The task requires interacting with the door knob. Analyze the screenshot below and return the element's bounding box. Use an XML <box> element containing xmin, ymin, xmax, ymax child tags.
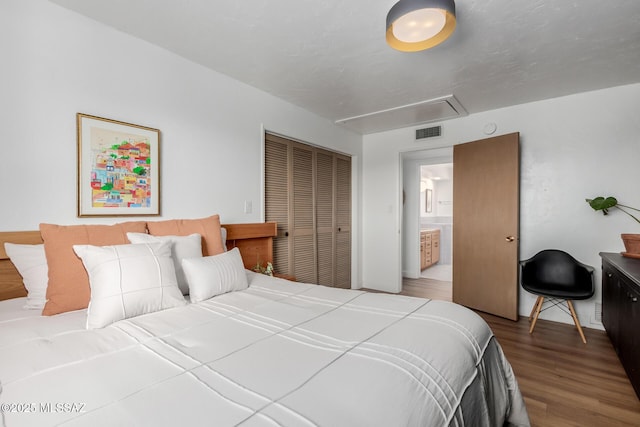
<box><xmin>505</xmin><ymin>236</ymin><xmax>515</xmax><ymax>242</ymax></box>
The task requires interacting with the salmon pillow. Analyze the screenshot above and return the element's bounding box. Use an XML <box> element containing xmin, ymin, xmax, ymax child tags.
<box><xmin>40</xmin><ymin>221</ymin><xmax>147</xmax><ymax>316</ymax></box>
<box><xmin>146</xmin><ymin>214</ymin><xmax>225</xmax><ymax>257</ymax></box>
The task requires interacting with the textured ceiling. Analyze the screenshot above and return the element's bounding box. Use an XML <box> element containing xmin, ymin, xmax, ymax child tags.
<box><xmin>50</xmin><ymin>0</ymin><xmax>640</xmax><ymax>134</ymax></box>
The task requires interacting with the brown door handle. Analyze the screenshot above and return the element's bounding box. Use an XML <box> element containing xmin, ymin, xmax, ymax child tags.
<box><xmin>505</xmin><ymin>236</ymin><xmax>515</xmax><ymax>242</ymax></box>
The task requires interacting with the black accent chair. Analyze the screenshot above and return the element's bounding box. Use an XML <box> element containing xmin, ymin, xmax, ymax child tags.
<box><xmin>520</xmin><ymin>250</ymin><xmax>595</xmax><ymax>343</ymax></box>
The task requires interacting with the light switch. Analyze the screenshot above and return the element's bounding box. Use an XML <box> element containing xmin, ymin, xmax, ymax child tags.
<box><xmin>244</xmin><ymin>200</ymin><xmax>252</xmax><ymax>214</ymax></box>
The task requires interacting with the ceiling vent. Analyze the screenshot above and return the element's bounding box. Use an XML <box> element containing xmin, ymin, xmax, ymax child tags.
<box><xmin>335</xmin><ymin>94</ymin><xmax>466</xmax><ymax>135</ymax></box>
<box><xmin>416</xmin><ymin>125</ymin><xmax>442</xmax><ymax>140</ymax></box>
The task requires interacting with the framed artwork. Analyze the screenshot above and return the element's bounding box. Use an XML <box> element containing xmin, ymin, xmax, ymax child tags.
<box><xmin>426</xmin><ymin>189</ymin><xmax>433</xmax><ymax>213</ymax></box>
<box><xmin>77</xmin><ymin>113</ymin><xmax>160</xmax><ymax>217</ymax></box>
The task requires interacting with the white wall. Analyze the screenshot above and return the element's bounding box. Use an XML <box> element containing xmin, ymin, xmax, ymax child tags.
<box><xmin>402</xmin><ymin>158</ymin><xmax>421</xmax><ymax>279</ymax></box>
<box><xmin>363</xmin><ymin>83</ymin><xmax>640</xmax><ymax>329</ymax></box>
<box><xmin>432</xmin><ymin>179</ymin><xmax>453</xmax><ymax>218</ymax></box>
<box><xmin>0</xmin><ymin>0</ymin><xmax>363</xmax><ymax>286</ymax></box>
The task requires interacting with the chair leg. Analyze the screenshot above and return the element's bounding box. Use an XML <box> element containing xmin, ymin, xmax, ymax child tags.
<box><xmin>529</xmin><ymin>296</ymin><xmax>543</xmax><ymax>321</ymax></box>
<box><xmin>529</xmin><ymin>296</ymin><xmax>544</xmax><ymax>334</ymax></box>
<box><xmin>567</xmin><ymin>300</ymin><xmax>587</xmax><ymax>344</ymax></box>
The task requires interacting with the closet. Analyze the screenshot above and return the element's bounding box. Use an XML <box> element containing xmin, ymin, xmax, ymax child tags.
<box><xmin>265</xmin><ymin>133</ymin><xmax>351</xmax><ymax>288</ymax></box>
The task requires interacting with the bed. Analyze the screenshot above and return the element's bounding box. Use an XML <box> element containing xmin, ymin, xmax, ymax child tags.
<box><xmin>0</xmin><ymin>218</ymin><xmax>529</xmax><ymax>427</ymax></box>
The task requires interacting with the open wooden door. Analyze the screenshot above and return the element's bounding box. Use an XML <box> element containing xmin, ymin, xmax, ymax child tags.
<box><xmin>452</xmin><ymin>133</ymin><xmax>520</xmax><ymax>320</ymax></box>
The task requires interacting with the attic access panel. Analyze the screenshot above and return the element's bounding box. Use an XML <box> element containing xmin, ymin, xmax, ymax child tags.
<box><xmin>335</xmin><ymin>95</ymin><xmax>467</xmax><ymax>134</ymax></box>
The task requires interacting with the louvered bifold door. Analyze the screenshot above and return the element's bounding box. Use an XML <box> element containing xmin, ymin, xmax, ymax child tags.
<box><xmin>265</xmin><ymin>134</ymin><xmax>291</xmax><ymax>275</ymax></box>
<box><xmin>265</xmin><ymin>132</ymin><xmax>350</xmax><ymax>287</ymax></box>
<box><xmin>335</xmin><ymin>155</ymin><xmax>352</xmax><ymax>289</ymax></box>
<box><xmin>291</xmin><ymin>143</ymin><xmax>317</xmax><ymax>283</ymax></box>
<box><xmin>315</xmin><ymin>149</ymin><xmax>335</xmax><ymax>287</ymax></box>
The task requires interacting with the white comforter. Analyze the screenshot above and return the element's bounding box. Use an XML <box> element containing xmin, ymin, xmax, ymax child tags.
<box><xmin>0</xmin><ymin>272</ymin><xmax>529</xmax><ymax>426</ymax></box>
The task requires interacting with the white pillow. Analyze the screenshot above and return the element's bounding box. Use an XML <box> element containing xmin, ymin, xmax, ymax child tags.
<box><xmin>3</xmin><ymin>243</ymin><xmax>48</xmax><ymax>309</ymax></box>
<box><xmin>73</xmin><ymin>241</ymin><xmax>186</xmax><ymax>329</ymax></box>
<box><xmin>126</xmin><ymin>232</ymin><xmax>202</xmax><ymax>295</ymax></box>
<box><xmin>221</xmin><ymin>227</ymin><xmax>227</xmax><ymax>251</ymax></box>
<box><xmin>182</xmin><ymin>247</ymin><xmax>248</xmax><ymax>303</ymax></box>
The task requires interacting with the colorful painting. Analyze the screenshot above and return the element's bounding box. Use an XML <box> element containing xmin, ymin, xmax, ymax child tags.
<box><xmin>77</xmin><ymin>114</ymin><xmax>160</xmax><ymax>217</ymax></box>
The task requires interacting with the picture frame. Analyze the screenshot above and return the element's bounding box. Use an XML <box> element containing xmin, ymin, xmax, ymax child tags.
<box><xmin>426</xmin><ymin>189</ymin><xmax>433</xmax><ymax>213</ymax></box>
<box><xmin>77</xmin><ymin>113</ymin><xmax>160</xmax><ymax>217</ymax></box>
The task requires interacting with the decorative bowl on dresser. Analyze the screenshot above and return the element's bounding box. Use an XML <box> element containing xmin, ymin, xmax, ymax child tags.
<box><xmin>600</xmin><ymin>252</ymin><xmax>640</xmax><ymax>399</ymax></box>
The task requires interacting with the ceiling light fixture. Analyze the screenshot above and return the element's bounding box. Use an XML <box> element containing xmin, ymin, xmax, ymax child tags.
<box><xmin>386</xmin><ymin>0</ymin><xmax>456</xmax><ymax>52</ymax></box>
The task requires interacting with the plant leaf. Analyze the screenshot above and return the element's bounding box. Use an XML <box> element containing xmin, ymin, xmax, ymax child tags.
<box><xmin>587</xmin><ymin>196</ymin><xmax>618</xmax><ymax>211</ymax></box>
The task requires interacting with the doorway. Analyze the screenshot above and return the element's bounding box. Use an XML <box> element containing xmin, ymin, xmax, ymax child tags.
<box><xmin>400</xmin><ymin>134</ymin><xmax>520</xmax><ymax>319</ymax></box>
<box><xmin>401</xmin><ymin>148</ymin><xmax>453</xmax><ymax>301</ymax></box>
<box><xmin>419</xmin><ymin>163</ymin><xmax>453</xmax><ymax>284</ymax></box>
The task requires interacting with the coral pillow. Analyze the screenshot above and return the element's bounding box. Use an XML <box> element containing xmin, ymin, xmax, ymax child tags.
<box><xmin>39</xmin><ymin>221</ymin><xmax>147</xmax><ymax>316</ymax></box>
<box><xmin>146</xmin><ymin>215</ymin><xmax>225</xmax><ymax>257</ymax></box>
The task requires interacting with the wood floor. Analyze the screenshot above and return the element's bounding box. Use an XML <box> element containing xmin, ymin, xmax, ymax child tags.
<box><xmin>370</xmin><ymin>277</ymin><xmax>640</xmax><ymax>426</ymax></box>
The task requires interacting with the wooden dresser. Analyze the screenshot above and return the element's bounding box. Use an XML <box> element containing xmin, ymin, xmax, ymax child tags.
<box><xmin>600</xmin><ymin>252</ymin><xmax>640</xmax><ymax>399</ymax></box>
<box><xmin>420</xmin><ymin>229</ymin><xmax>440</xmax><ymax>270</ymax></box>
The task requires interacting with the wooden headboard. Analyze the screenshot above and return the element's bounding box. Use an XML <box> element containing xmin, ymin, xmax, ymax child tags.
<box><xmin>0</xmin><ymin>222</ymin><xmax>277</xmax><ymax>302</ymax></box>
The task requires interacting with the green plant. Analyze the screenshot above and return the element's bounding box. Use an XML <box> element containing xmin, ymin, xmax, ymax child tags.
<box><xmin>252</xmin><ymin>261</ymin><xmax>273</xmax><ymax>276</ymax></box>
<box><xmin>586</xmin><ymin>196</ymin><xmax>640</xmax><ymax>224</ymax></box>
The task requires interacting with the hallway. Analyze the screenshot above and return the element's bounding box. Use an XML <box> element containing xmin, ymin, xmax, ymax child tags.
<box><xmin>401</xmin><ymin>276</ymin><xmax>451</xmax><ymax>301</ymax></box>
<box><xmin>420</xmin><ymin>263</ymin><xmax>452</xmax><ymax>281</ymax></box>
